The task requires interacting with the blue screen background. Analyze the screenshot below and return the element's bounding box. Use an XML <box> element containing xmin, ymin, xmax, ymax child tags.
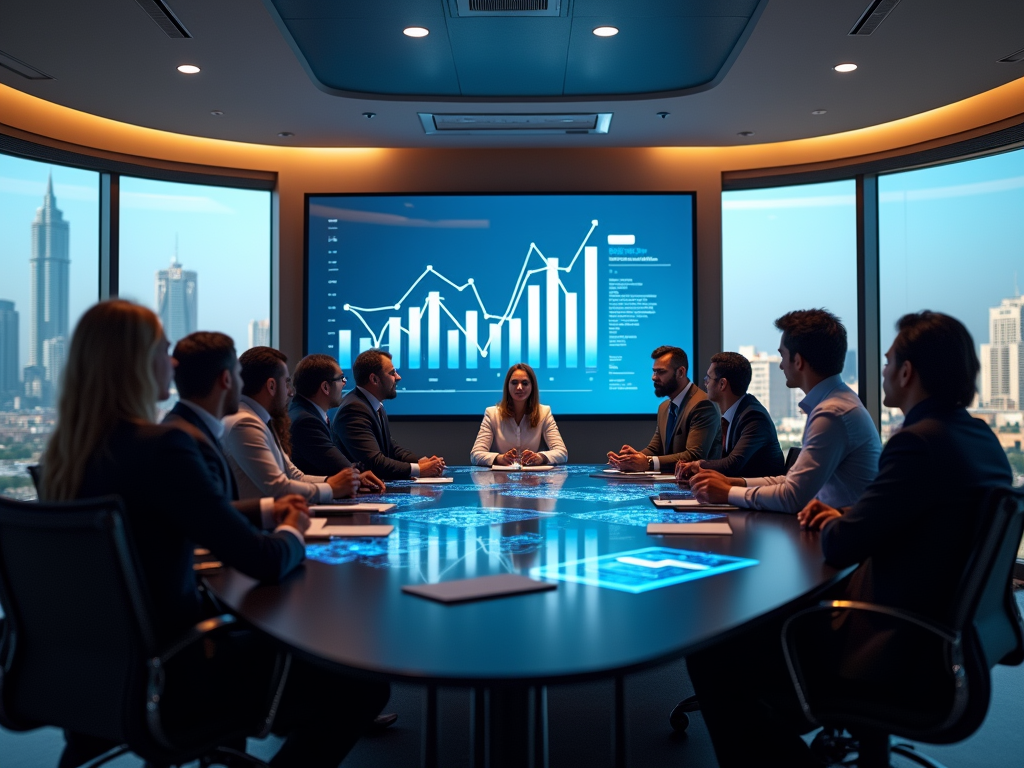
<box><xmin>307</xmin><ymin>194</ymin><xmax>694</xmax><ymax>416</ymax></box>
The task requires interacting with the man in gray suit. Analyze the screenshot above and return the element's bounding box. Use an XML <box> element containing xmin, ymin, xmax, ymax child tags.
<box><xmin>607</xmin><ymin>345</ymin><xmax>722</xmax><ymax>471</ymax></box>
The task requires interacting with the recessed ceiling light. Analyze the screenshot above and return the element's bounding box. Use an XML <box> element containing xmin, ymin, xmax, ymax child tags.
<box><xmin>811</xmin><ymin>109</ymin><xmax>827</xmax><ymax>115</ymax></box>
<box><xmin>363</xmin><ymin>112</ymin><xmax>376</xmax><ymax>119</ymax></box>
<box><xmin>834</xmin><ymin>63</ymin><xmax>858</xmax><ymax>73</ymax></box>
<box><xmin>737</xmin><ymin>131</ymin><xmax>754</xmax><ymax>137</ymax></box>
<box><xmin>593</xmin><ymin>26</ymin><xmax>619</xmax><ymax>37</ymax></box>
<box><xmin>177</xmin><ymin>64</ymin><xmax>200</xmax><ymax>74</ymax></box>
<box><xmin>210</xmin><ymin>110</ymin><xmax>224</xmax><ymax>117</ymax></box>
<box><xmin>277</xmin><ymin>132</ymin><xmax>294</xmax><ymax>138</ymax></box>
<box><xmin>403</xmin><ymin>26</ymin><xmax>429</xmax><ymax>37</ymax></box>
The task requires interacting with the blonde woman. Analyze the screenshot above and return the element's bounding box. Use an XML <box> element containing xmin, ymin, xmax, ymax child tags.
<box><xmin>470</xmin><ymin>363</ymin><xmax>568</xmax><ymax>466</ymax></box>
<box><xmin>42</xmin><ymin>300</ymin><xmax>388</xmax><ymax>768</ymax></box>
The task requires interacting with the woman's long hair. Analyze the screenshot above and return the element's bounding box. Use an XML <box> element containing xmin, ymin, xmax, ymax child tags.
<box><xmin>497</xmin><ymin>363</ymin><xmax>540</xmax><ymax>428</ymax></box>
<box><xmin>41</xmin><ymin>300</ymin><xmax>163</xmax><ymax>501</ymax></box>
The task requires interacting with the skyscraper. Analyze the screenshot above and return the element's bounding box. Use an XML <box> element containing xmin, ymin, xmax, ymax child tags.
<box><xmin>739</xmin><ymin>345</ymin><xmax>797</xmax><ymax>421</ymax></box>
<box><xmin>248</xmin><ymin>318</ymin><xmax>270</xmax><ymax>349</ymax></box>
<box><xmin>0</xmin><ymin>300</ymin><xmax>19</xmax><ymax>399</ymax></box>
<box><xmin>980</xmin><ymin>295</ymin><xmax>1024</xmax><ymax>410</ymax></box>
<box><xmin>43</xmin><ymin>336</ymin><xmax>67</xmax><ymax>395</ymax></box>
<box><xmin>27</xmin><ymin>175</ymin><xmax>70</xmax><ymax>400</ymax></box>
<box><xmin>155</xmin><ymin>254</ymin><xmax>198</xmax><ymax>347</ymax></box>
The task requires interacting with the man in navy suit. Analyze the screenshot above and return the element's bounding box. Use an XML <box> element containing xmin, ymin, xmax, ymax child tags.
<box><xmin>288</xmin><ymin>353</ymin><xmax>384</xmax><ymax>491</ymax></box>
<box><xmin>164</xmin><ymin>332</ymin><xmax>307</xmax><ymax>530</ymax></box>
<box><xmin>675</xmin><ymin>351</ymin><xmax>784</xmax><ymax>481</ymax></box>
<box><xmin>332</xmin><ymin>349</ymin><xmax>446</xmax><ymax>480</ymax></box>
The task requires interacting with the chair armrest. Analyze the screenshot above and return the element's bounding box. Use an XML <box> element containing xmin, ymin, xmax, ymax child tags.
<box><xmin>804</xmin><ymin>600</ymin><xmax>961</xmax><ymax>645</ymax></box>
<box><xmin>151</xmin><ymin>614</ymin><xmax>238</xmax><ymax>667</ymax></box>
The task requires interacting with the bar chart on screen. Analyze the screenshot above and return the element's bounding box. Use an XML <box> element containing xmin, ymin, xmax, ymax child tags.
<box><xmin>306</xmin><ymin>194</ymin><xmax>694</xmax><ymax>416</ymax></box>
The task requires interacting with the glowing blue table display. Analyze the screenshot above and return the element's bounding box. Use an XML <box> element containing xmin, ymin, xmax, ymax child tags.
<box><xmin>531</xmin><ymin>545</ymin><xmax>758</xmax><ymax>594</ymax></box>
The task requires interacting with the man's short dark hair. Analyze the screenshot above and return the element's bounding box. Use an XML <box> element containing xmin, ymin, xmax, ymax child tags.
<box><xmin>239</xmin><ymin>346</ymin><xmax>288</xmax><ymax>397</ymax></box>
<box><xmin>893</xmin><ymin>311</ymin><xmax>978</xmax><ymax>409</ymax></box>
<box><xmin>353</xmin><ymin>349</ymin><xmax>393</xmax><ymax>387</ymax></box>
<box><xmin>294</xmin><ymin>354</ymin><xmax>340</xmax><ymax>399</ymax></box>
<box><xmin>710</xmin><ymin>352</ymin><xmax>752</xmax><ymax>396</ymax></box>
<box><xmin>774</xmin><ymin>309</ymin><xmax>847</xmax><ymax>377</ymax></box>
<box><xmin>651</xmin><ymin>345</ymin><xmax>688</xmax><ymax>372</ymax></box>
<box><xmin>172</xmin><ymin>332</ymin><xmax>237</xmax><ymax>400</ymax></box>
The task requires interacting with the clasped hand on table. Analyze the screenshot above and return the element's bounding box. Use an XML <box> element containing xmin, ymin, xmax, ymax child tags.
<box><xmin>605</xmin><ymin>445</ymin><xmax>650</xmax><ymax>472</ymax></box>
<box><xmin>494</xmin><ymin>449</ymin><xmax>545</xmax><ymax>466</ymax></box>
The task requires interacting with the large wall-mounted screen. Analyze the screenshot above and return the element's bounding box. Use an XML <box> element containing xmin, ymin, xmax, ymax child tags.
<box><xmin>306</xmin><ymin>194</ymin><xmax>695</xmax><ymax>416</ymax></box>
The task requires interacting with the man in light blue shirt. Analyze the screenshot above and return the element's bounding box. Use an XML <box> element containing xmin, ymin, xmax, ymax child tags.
<box><xmin>690</xmin><ymin>309</ymin><xmax>880</xmax><ymax>512</ymax></box>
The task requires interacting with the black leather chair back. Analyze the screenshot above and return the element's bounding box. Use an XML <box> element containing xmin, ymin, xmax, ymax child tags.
<box><xmin>0</xmin><ymin>495</ymin><xmax>155</xmax><ymax>744</ymax></box>
<box><xmin>784</xmin><ymin>447</ymin><xmax>801</xmax><ymax>473</ymax></box>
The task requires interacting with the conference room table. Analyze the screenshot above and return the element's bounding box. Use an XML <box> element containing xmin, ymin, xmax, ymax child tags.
<box><xmin>206</xmin><ymin>465</ymin><xmax>853</xmax><ymax>768</ymax></box>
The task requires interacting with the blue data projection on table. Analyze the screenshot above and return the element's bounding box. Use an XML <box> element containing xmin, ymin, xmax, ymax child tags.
<box><xmin>306</xmin><ymin>194</ymin><xmax>695</xmax><ymax>415</ymax></box>
<box><xmin>531</xmin><ymin>546</ymin><xmax>758</xmax><ymax>594</ymax></box>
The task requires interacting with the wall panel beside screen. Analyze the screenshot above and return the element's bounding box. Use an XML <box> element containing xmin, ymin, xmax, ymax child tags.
<box><xmin>306</xmin><ymin>194</ymin><xmax>696</xmax><ymax>417</ymax></box>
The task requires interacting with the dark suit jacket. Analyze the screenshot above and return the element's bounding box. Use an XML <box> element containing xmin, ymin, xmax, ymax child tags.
<box><xmin>332</xmin><ymin>388</ymin><xmax>419</xmax><ymax>480</ymax></box>
<box><xmin>288</xmin><ymin>394</ymin><xmax>352</xmax><ymax>476</ymax></box>
<box><xmin>822</xmin><ymin>399</ymin><xmax>1013</xmax><ymax>624</ymax></box>
<box><xmin>700</xmin><ymin>394</ymin><xmax>785</xmax><ymax>478</ymax></box>
<box><xmin>77</xmin><ymin>420</ymin><xmax>304</xmax><ymax>643</ymax></box>
<box><xmin>162</xmin><ymin>402</ymin><xmax>263</xmax><ymax>528</ymax></box>
<box><xmin>642</xmin><ymin>384</ymin><xmax>723</xmax><ymax>466</ymax></box>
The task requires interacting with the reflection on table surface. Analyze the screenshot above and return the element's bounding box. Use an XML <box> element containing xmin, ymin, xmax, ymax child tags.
<box><xmin>306</xmin><ymin>464</ymin><xmax>735</xmax><ymax>586</ymax></box>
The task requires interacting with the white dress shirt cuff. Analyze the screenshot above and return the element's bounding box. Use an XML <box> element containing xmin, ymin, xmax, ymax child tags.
<box><xmin>409</xmin><ymin>463</ymin><xmax>420</xmax><ymax>478</ymax></box>
<box><xmin>275</xmin><ymin>525</ymin><xmax>305</xmax><ymax>546</ymax></box>
<box><xmin>728</xmin><ymin>486</ymin><xmax>750</xmax><ymax>507</ymax></box>
<box><xmin>259</xmin><ymin>497</ymin><xmax>275</xmax><ymax>529</ymax></box>
<box><xmin>745</xmin><ymin>476</ymin><xmax>768</xmax><ymax>487</ymax></box>
<box><xmin>315</xmin><ymin>482</ymin><xmax>333</xmax><ymax>502</ymax></box>
<box><xmin>651</xmin><ymin>456</ymin><xmax>660</xmax><ymax>471</ymax></box>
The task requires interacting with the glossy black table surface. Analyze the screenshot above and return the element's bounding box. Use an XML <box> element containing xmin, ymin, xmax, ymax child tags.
<box><xmin>207</xmin><ymin>465</ymin><xmax>850</xmax><ymax>686</ymax></box>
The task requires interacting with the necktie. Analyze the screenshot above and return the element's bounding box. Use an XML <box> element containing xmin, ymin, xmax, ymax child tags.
<box><xmin>721</xmin><ymin>417</ymin><xmax>729</xmax><ymax>453</ymax></box>
<box><xmin>325</xmin><ymin>413</ymin><xmax>330</xmax><ymax>431</ymax></box>
<box><xmin>664</xmin><ymin>402</ymin><xmax>679</xmax><ymax>448</ymax></box>
<box><xmin>376</xmin><ymin>405</ymin><xmax>390</xmax><ymax>455</ymax></box>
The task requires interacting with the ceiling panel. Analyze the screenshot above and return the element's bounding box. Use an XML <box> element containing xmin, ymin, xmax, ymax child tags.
<box><xmin>447</xmin><ymin>18</ymin><xmax>572</xmax><ymax>97</ymax></box>
<box><xmin>565</xmin><ymin>16</ymin><xmax>749</xmax><ymax>95</ymax></box>
<box><xmin>572</xmin><ymin>0</ymin><xmax>759</xmax><ymax>18</ymax></box>
<box><xmin>285</xmin><ymin>18</ymin><xmax>461</xmax><ymax>95</ymax></box>
<box><xmin>272</xmin><ymin>0</ymin><xmax>448</xmax><ymax>20</ymax></box>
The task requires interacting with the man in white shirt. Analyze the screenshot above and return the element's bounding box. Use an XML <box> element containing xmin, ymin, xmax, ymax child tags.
<box><xmin>607</xmin><ymin>345</ymin><xmax>722</xmax><ymax>471</ymax></box>
<box><xmin>163</xmin><ymin>332</ymin><xmax>308</xmax><ymax>532</ymax></box>
<box><xmin>690</xmin><ymin>309</ymin><xmax>880</xmax><ymax>512</ymax></box>
<box><xmin>223</xmin><ymin>346</ymin><xmax>360</xmax><ymax>502</ymax></box>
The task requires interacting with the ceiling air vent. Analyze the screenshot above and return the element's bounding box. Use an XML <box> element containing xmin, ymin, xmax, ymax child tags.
<box><xmin>453</xmin><ymin>0</ymin><xmax>560</xmax><ymax>17</ymax></box>
<box><xmin>469</xmin><ymin>0</ymin><xmax>547</xmax><ymax>10</ymax></box>
<box><xmin>418</xmin><ymin>113</ymin><xmax>612</xmax><ymax>136</ymax></box>
<box><xmin>0</xmin><ymin>50</ymin><xmax>53</xmax><ymax>80</ymax></box>
<box><xmin>999</xmin><ymin>47</ymin><xmax>1024</xmax><ymax>63</ymax></box>
<box><xmin>134</xmin><ymin>0</ymin><xmax>191</xmax><ymax>38</ymax></box>
<box><xmin>849</xmin><ymin>0</ymin><xmax>902</xmax><ymax>36</ymax></box>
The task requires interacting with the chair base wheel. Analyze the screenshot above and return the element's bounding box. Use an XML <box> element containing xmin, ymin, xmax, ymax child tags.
<box><xmin>891</xmin><ymin>743</ymin><xmax>950</xmax><ymax>768</ymax></box>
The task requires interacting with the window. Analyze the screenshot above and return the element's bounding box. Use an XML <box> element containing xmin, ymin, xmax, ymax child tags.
<box><xmin>117</xmin><ymin>177</ymin><xmax>272</xmax><ymax>404</ymax></box>
<box><xmin>0</xmin><ymin>155</ymin><xmax>100</xmax><ymax>499</ymax></box>
<box><xmin>723</xmin><ymin>180</ymin><xmax>859</xmax><ymax>448</ymax></box>
<box><xmin>880</xmin><ymin>148</ymin><xmax>1024</xmax><ymax>488</ymax></box>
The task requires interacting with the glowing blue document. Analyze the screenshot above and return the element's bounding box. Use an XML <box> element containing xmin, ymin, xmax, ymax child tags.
<box><xmin>531</xmin><ymin>546</ymin><xmax>758</xmax><ymax>594</ymax></box>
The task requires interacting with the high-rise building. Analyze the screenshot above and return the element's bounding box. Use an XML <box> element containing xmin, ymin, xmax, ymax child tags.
<box><xmin>248</xmin><ymin>318</ymin><xmax>271</xmax><ymax>349</ymax></box>
<box><xmin>980</xmin><ymin>295</ymin><xmax>1024</xmax><ymax>410</ymax></box>
<box><xmin>0</xmin><ymin>300</ymin><xmax>19</xmax><ymax>399</ymax></box>
<box><xmin>155</xmin><ymin>255</ymin><xmax>198</xmax><ymax>347</ymax></box>
<box><xmin>738</xmin><ymin>345</ymin><xmax>797</xmax><ymax>421</ymax></box>
<box><xmin>27</xmin><ymin>175</ymin><xmax>70</xmax><ymax>401</ymax></box>
<box><xmin>43</xmin><ymin>335</ymin><xmax>67</xmax><ymax>395</ymax></box>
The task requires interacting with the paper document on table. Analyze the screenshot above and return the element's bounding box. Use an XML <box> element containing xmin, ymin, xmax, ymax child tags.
<box><xmin>412</xmin><ymin>477</ymin><xmax>454</xmax><ymax>484</ymax></box>
<box><xmin>652</xmin><ymin>498</ymin><xmax>738</xmax><ymax>510</ymax></box>
<box><xmin>647</xmin><ymin>522</ymin><xmax>733</xmax><ymax>535</ymax></box>
<box><xmin>305</xmin><ymin>519</ymin><xmax>394</xmax><ymax>539</ymax></box>
<box><xmin>310</xmin><ymin>503</ymin><xmax>396</xmax><ymax>513</ymax></box>
<box><xmin>602</xmin><ymin>469</ymin><xmax>658</xmax><ymax>475</ymax></box>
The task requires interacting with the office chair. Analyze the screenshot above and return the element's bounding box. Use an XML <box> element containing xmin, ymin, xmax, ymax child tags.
<box><xmin>0</xmin><ymin>494</ymin><xmax>288</xmax><ymax>768</ymax></box>
<box><xmin>26</xmin><ymin>464</ymin><xmax>40</xmax><ymax>494</ymax></box>
<box><xmin>784</xmin><ymin>447</ymin><xmax>801</xmax><ymax>473</ymax></box>
<box><xmin>781</xmin><ymin>487</ymin><xmax>1024</xmax><ymax>768</ymax></box>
